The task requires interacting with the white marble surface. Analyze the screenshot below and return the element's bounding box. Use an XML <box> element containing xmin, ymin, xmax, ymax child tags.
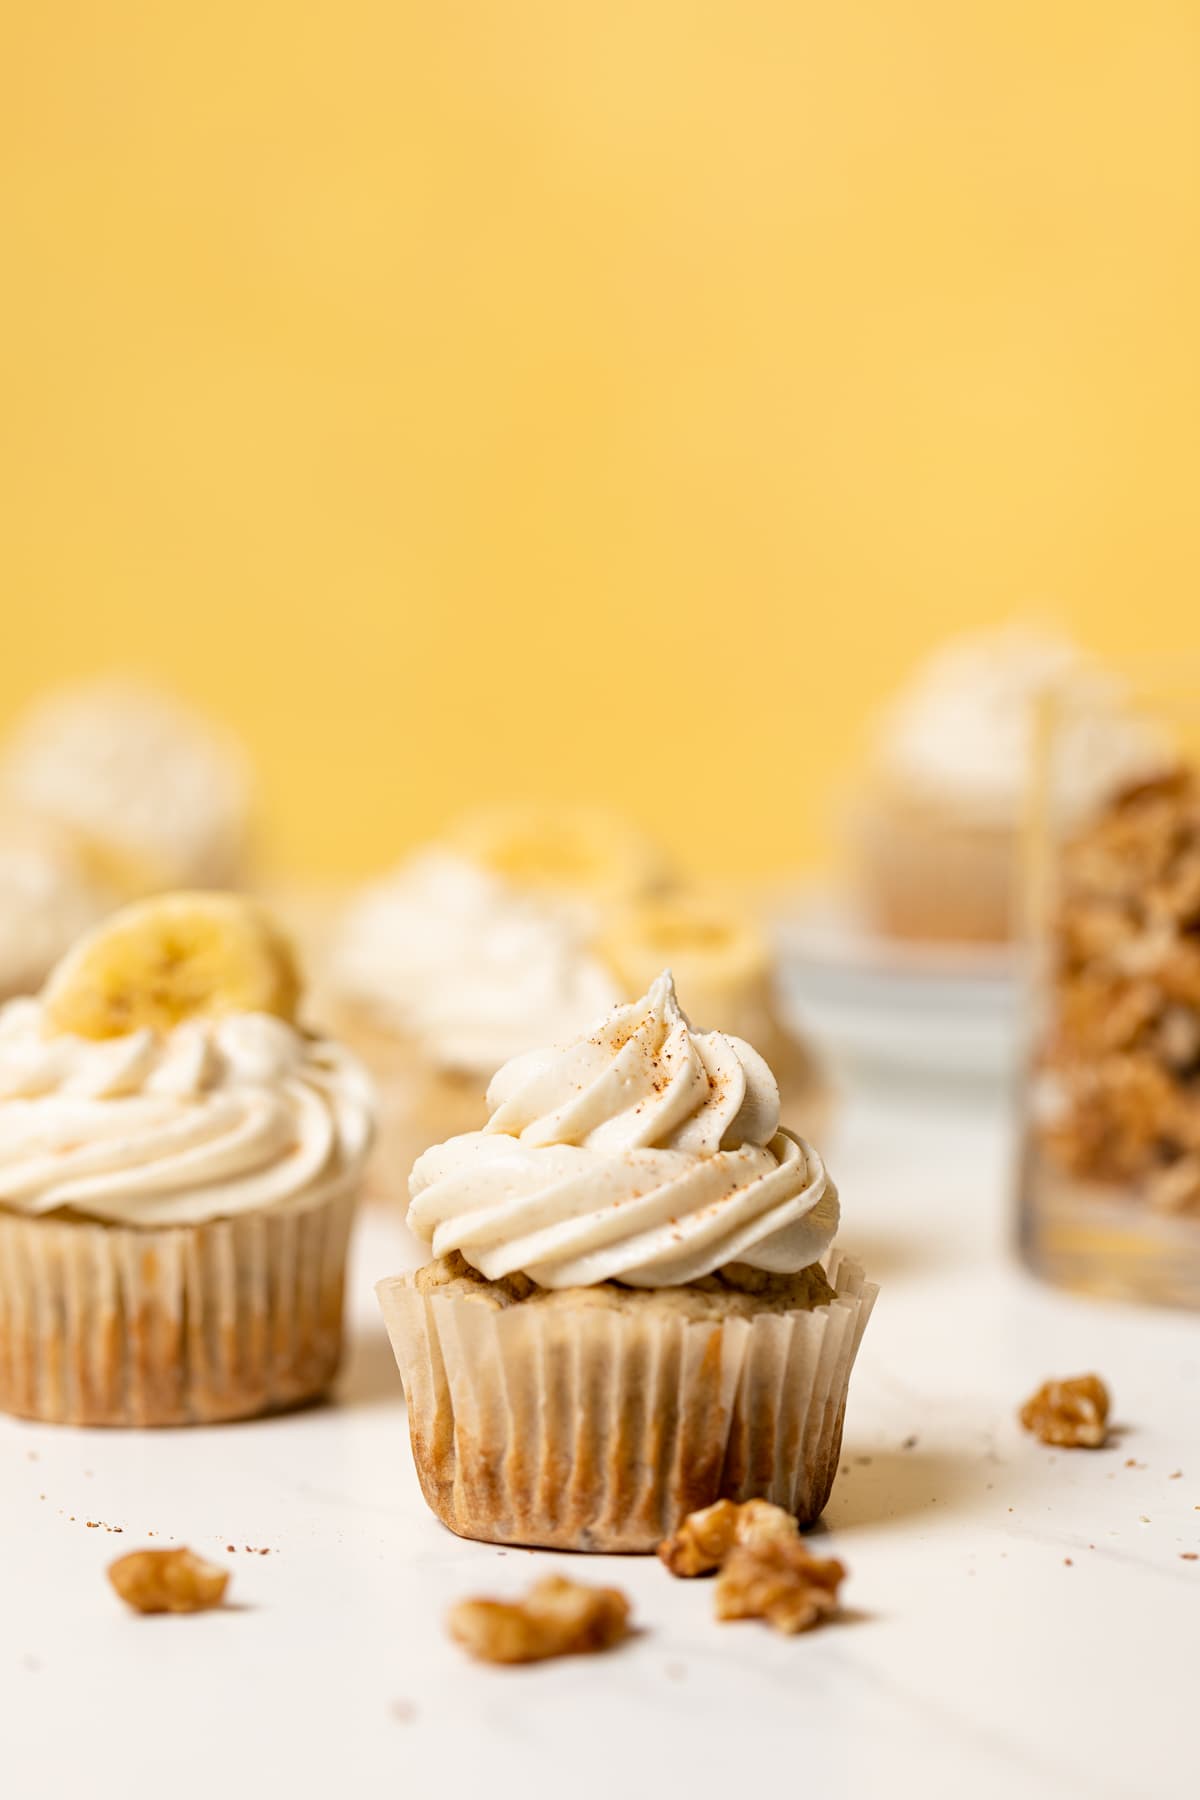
<box><xmin>3</xmin><ymin>1081</ymin><xmax>1198</xmax><ymax>1800</ymax></box>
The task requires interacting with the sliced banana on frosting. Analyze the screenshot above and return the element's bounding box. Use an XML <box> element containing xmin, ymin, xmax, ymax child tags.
<box><xmin>598</xmin><ymin>894</ymin><xmax>768</xmax><ymax>1020</ymax></box>
<box><xmin>447</xmin><ymin>803</ymin><xmax>666</xmax><ymax>906</ymax></box>
<box><xmin>42</xmin><ymin>891</ymin><xmax>301</xmax><ymax>1039</ymax></box>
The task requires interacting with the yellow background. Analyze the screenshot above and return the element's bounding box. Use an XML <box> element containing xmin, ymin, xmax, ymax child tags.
<box><xmin>1</xmin><ymin>3</ymin><xmax>1197</xmax><ymax>879</ymax></box>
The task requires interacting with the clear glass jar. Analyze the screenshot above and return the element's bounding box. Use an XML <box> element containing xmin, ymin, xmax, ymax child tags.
<box><xmin>1017</xmin><ymin>660</ymin><xmax>1200</xmax><ymax>1309</ymax></box>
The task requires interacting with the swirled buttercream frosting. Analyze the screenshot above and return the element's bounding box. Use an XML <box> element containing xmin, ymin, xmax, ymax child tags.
<box><xmin>0</xmin><ymin>1000</ymin><xmax>374</xmax><ymax>1227</ymax></box>
<box><xmin>2</xmin><ymin>678</ymin><xmax>253</xmax><ymax>888</ymax></box>
<box><xmin>407</xmin><ymin>972</ymin><xmax>838</xmax><ymax>1288</ymax></box>
<box><xmin>332</xmin><ymin>851</ymin><xmax>622</xmax><ymax>1076</ymax></box>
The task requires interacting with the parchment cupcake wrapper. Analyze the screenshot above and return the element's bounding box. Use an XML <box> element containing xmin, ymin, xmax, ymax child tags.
<box><xmin>0</xmin><ymin>1179</ymin><xmax>359</xmax><ymax>1427</ymax></box>
<box><xmin>377</xmin><ymin>1251</ymin><xmax>876</xmax><ymax>1552</ymax></box>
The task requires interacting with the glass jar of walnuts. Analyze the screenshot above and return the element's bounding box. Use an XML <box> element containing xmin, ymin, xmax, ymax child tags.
<box><xmin>1018</xmin><ymin>663</ymin><xmax>1200</xmax><ymax>1309</ymax></box>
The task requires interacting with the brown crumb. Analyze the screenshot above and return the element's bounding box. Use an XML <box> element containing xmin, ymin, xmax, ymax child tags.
<box><xmin>447</xmin><ymin>1575</ymin><xmax>630</xmax><ymax>1665</ymax></box>
<box><xmin>1064</xmin><ymin>1558</ymin><xmax>1073</xmax><ymax>1566</ymax></box>
<box><xmin>1020</xmin><ymin>1374</ymin><xmax>1111</xmax><ymax>1448</ymax></box>
<box><xmin>107</xmin><ymin>1547</ymin><xmax>230</xmax><ymax>1615</ymax></box>
<box><xmin>1170</xmin><ymin>1471</ymin><xmax>1183</xmax><ymax>1480</ymax></box>
<box><xmin>658</xmin><ymin>1498</ymin><xmax>798</xmax><ymax>1578</ymax></box>
<box><xmin>1181</xmin><ymin>1553</ymin><xmax>1198</xmax><ymax>1561</ymax></box>
<box><xmin>714</xmin><ymin>1537</ymin><xmax>846</xmax><ymax>1635</ymax></box>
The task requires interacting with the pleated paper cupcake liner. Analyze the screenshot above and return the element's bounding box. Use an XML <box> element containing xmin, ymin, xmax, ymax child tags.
<box><xmin>850</xmin><ymin>790</ymin><xmax>1013</xmax><ymax>943</ymax></box>
<box><xmin>0</xmin><ymin>1179</ymin><xmax>359</xmax><ymax>1427</ymax></box>
<box><xmin>377</xmin><ymin>1250</ymin><xmax>876</xmax><ymax>1552</ymax></box>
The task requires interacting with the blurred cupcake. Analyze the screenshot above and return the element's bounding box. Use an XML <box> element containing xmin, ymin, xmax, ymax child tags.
<box><xmin>850</xmin><ymin>625</ymin><xmax>1167</xmax><ymax>944</ymax></box>
<box><xmin>598</xmin><ymin>891</ymin><xmax>829</xmax><ymax>1136</ymax></box>
<box><xmin>2</xmin><ymin>677</ymin><xmax>254</xmax><ymax>894</ymax></box>
<box><xmin>377</xmin><ymin>972</ymin><xmax>875</xmax><ymax>1552</ymax></box>
<box><xmin>0</xmin><ymin>810</ymin><xmax>117</xmax><ymax>1001</ymax></box>
<box><xmin>330</xmin><ymin>850</ymin><xmax>622</xmax><ymax>1189</ymax></box>
<box><xmin>0</xmin><ymin>891</ymin><xmax>373</xmax><ymax>1426</ymax></box>
<box><xmin>446</xmin><ymin>802</ymin><xmax>667</xmax><ymax>928</ymax></box>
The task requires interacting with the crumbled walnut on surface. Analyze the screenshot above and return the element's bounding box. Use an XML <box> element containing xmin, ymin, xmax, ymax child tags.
<box><xmin>658</xmin><ymin>1498</ymin><xmax>799</xmax><ymax>1577</ymax></box>
<box><xmin>447</xmin><ymin>1575</ymin><xmax>631</xmax><ymax>1665</ymax></box>
<box><xmin>107</xmin><ymin>1547</ymin><xmax>230</xmax><ymax>1614</ymax></box>
<box><xmin>714</xmin><ymin>1538</ymin><xmax>846</xmax><ymax>1635</ymax></box>
<box><xmin>1019</xmin><ymin>1374</ymin><xmax>1111</xmax><ymax>1449</ymax></box>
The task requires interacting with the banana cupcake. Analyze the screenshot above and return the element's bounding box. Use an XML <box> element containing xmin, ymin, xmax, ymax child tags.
<box><xmin>330</xmin><ymin>850</ymin><xmax>622</xmax><ymax>1190</ymax></box>
<box><xmin>598</xmin><ymin>890</ymin><xmax>829</xmax><ymax>1135</ymax></box>
<box><xmin>2</xmin><ymin>677</ymin><xmax>255</xmax><ymax>894</ymax></box>
<box><xmin>0</xmin><ymin>892</ymin><xmax>373</xmax><ymax>1426</ymax></box>
<box><xmin>377</xmin><ymin>972</ymin><xmax>874</xmax><ymax>1552</ymax></box>
<box><xmin>849</xmin><ymin>626</ymin><xmax>1169</xmax><ymax>945</ymax></box>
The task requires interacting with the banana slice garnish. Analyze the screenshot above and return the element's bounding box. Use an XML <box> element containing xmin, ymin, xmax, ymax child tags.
<box><xmin>43</xmin><ymin>891</ymin><xmax>301</xmax><ymax>1039</ymax></box>
<box><xmin>447</xmin><ymin>803</ymin><xmax>667</xmax><ymax>905</ymax></box>
<box><xmin>598</xmin><ymin>893</ymin><xmax>770</xmax><ymax>1031</ymax></box>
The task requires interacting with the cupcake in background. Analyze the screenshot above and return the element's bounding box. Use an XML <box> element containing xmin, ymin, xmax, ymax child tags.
<box><xmin>445</xmin><ymin>801</ymin><xmax>667</xmax><ymax>928</ymax></box>
<box><xmin>329</xmin><ymin>849</ymin><xmax>624</xmax><ymax>1191</ymax></box>
<box><xmin>377</xmin><ymin>971</ymin><xmax>874</xmax><ymax>1551</ymax></box>
<box><xmin>2</xmin><ymin>677</ymin><xmax>255</xmax><ymax>895</ymax></box>
<box><xmin>849</xmin><ymin>625</ymin><xmax>1168</xmax><ymax>945</ymax></box>
<box><xmin>598</xmin><ymin>890</ymin><xmax>830</xmax><ymax>1137</ymax></box>
<box><xmin>0</xmin><ymin>810</ymin><xmax>118</xmax><ymax>1001</ymax></box>
<box><xmin>0</xmin><ymin>890</ymin><xmax>374</xmax><ymax>1426</ymax></box>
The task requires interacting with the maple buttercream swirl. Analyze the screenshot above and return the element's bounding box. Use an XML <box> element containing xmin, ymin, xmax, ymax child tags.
<box><xmin>407</xmin><ymin>972</ymin><xmax>837</xmax><ymax>1288</ymax></box>
<box><xmin>0</xmin><ymin>1000</ymin><xmax>374</xmax><ymax>1227</ymax></box>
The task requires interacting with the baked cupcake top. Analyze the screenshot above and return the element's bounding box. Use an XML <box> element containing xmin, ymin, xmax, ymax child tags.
<box><xmin>408</xmin><ymin>971</ymin><xmax>837</xmax><ymax>1288</ymax></box>
<box><xmin>2</xmin><ymin>678</ymin><xmax>254</xmax><ymax>890</ymax></box>
<box><xmin>332</xmin><ymin>850</ymin><xmax>622</xmax><ymax>1076</ymax></box>
<box><xmin>0</xmin><ymin>893</ymin><xmax>373</xmax><ymax>1227</ymax></box>
<box><xmin>872</xmin><ymin>625</ymin><xmax>1167</xmax><ymax>828</ymax></box>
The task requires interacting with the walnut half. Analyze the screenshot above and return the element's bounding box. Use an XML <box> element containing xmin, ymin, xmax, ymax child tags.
<box><xmin>447</xmin><ymin>1575</ymin><xmax>631</xmax><ymax>1665</ymax></box>
<box><xmin>714</xmin><ymin>1538</ymin><xmax>847</xmax><ymax>1635</ymax></box>
<box><xmin>107</xmin><ymin>1547</ymin><xmax>230</xmax><ymax>1615</ymax></box>
<box><xmin>658</xmin><ymin>1498</ymin><xmax>800</xmax><ymax>1577</ymax></box>
<box><xmin>1019</xmin><ymin>1374</ymin><xmax>1111</xmax><ymax>1448</ymax></box>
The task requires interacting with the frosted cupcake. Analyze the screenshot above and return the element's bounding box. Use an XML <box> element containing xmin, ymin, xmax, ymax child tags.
<box><xmin>850</xmin><ymin>626</ymin><xmax>1167</xmax><ymax>944</ymax></box>
<box><xmin>0</xmin><ymin>892</ymin><xmax>373</xmax><ymax>1426</ymax></box>
<box><xmin>598</xmin><ymin>891</ymin><xmax>829</xmax><ymax>1135</ymax></box>
<box><xmin>2</xmin><ymin>677</ymin><xmax>254</xmax><ymax>894</ymax></box>
<box><xmin>0</xmin><ymin>811</ymin><xmax>117</xmax><ymax>1002</ymax></box>
<box><xmin>377</xmin><ymin>973</ymin><xmax>875</xmax><ymax>1552</ymax></box>
<box><xmin>330</xmin><ymin>850</ymin><xmax>622</xmax><ymax>1188</ymax></box>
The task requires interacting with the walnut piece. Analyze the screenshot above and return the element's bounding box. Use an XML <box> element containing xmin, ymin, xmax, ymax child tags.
<box><xmin>714</xmin><ymin>1537</ymin><xmax>846</xmax><ymax>1635</ymax></box>
<box><xmin>447</xmin><ymin>1575</ymin><xmax>631</xmax><ymax>1665</ymax></box>
<box><xmin>1019</xmin><ymin>1374</ymin><xmax>1111</xmax><ymax>1448</ymax></box>
<box><xmin>658</xmin><ymin>1497</ymin><xmax>800</xmax><ymax>1577</ymax></box>
<box><xmin>107</xmin><ymin>1547</ymin><xmax>230</xmax><ymax>1614</ymax></box>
